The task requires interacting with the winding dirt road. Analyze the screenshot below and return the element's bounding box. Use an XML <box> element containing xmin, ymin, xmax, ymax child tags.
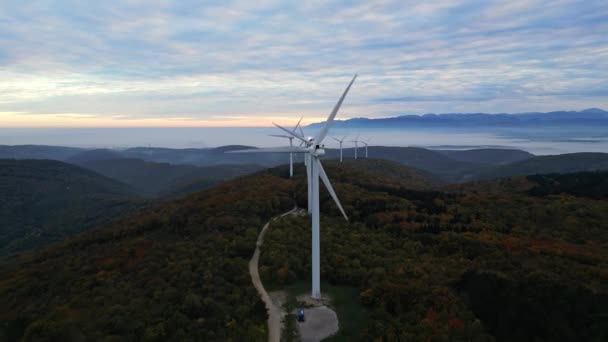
<box><xmin>249</xmin><ymin>207</ymin><xmax>297</xmax><ymax>342</ymax></box>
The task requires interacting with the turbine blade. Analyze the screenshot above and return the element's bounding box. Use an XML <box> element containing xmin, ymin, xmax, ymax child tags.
<box><xmin>273</xmin><ymin>123</ymin><xmax>306</xmax><ymax>143</ymax></box>
<box><xmin>227</xmin><ymin>147</ymin><xmax>308</xmax><ymax>154</ymax></box>
<box><xmin>299</xmin><ymin>125</ymin><xmax>306</xmax><ymax>139</ymax></box>
<box><xmin>316</xmin><ymin>159</ymin><xmax>348</xmax><ymax>221</ymax></box>
<box><xmin>293</xmin><ymin>116</ymin><xmax>303</xmax><ymax>132</ymax></box>
<box><xmin>332</xmin><ymin>137</ymin><xmax>340</xmax><ymax>142</ymax></box>
<box><xmin>268</xmin><ymin>134</ymin><xmax>292</xmax><ymax>138</ymax></box>
<box><xmin>315</xmin><ymin>74</ymin><xmax>357</xmax><ymax>144</ymax></box>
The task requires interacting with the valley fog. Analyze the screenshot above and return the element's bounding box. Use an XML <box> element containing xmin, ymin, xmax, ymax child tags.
<box><xmin>1</xmin><ymin>126</ymin><xmax>607</xmax><ymax>155</ymax></box>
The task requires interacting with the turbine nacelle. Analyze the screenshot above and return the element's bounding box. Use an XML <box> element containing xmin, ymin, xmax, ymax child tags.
<box><xmin>311</xmin><ymin>147</ymin><xmax>325</xmax><ymax>156</ymax></box>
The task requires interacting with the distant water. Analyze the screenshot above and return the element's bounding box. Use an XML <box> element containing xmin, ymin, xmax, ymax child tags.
<box><xmin>1</xmin><ymin>126</ymin><xmax>606</xmax><ymax>155</ymax></box>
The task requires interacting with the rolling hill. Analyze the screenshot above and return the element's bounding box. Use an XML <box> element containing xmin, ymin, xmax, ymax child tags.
<box><xmin>74</xmin><ymin>157</ymin><xmax>264</xmax><ymax>197</ymax></box>
<box><xmin>475</xmin><ymin>152</ymin><xmax>608</xmax><ymax>180</ymax></box>
<box><xmin>66</xmin><ymin>149</ymin><xmax>124</xmax><ymax>164</ymax></box>
<box><xmin>121</xmin><ymin>145</ymin><xmax>289</xmax><ymax>167</ymax></box>
<box><xmin>0</xmin><ymin>145</ymin><xmax>84</xmax><ymax>161</ymax></box>
<box><xmin>436</xmin><ymin>148</ymin><xmax>533</xmax><ymax>165</ymax></box>
<box><xmin>0</xmin><ymin>159</ymin><xmax>145</xmax><ymax>256</ymax></box>
<box><xmin>4</xmin><ymin>144</ymin><xmax>608</xmax><ymax>186</ymax></box>
<box><xmin>323</xmin><ymin>146</ymin><xmax>480</xmax><ymax>182</ymax></box>
<box><xmin>1</xmin><ymin>161</ymin><xmax>606</xmax><ymax>341</ymax></box>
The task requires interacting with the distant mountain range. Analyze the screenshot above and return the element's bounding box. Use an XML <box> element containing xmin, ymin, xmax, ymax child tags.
<box><xmin>308</xmin><ymin>108</ymin><xmax>608</xmax><ymax>128</ymax></box>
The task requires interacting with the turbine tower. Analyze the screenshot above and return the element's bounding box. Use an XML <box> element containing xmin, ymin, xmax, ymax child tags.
<box><xmin>332</xmin><ymin>136</ymin><xmax>347</xmax><ymax>162</ymax></box>
<box><xmin>268</xmin><ymin>117</ymin><xmax>302</xmax><ymax>177</ymax></box>
<box><xmin>230</xmin><ymin>75</ymin><xmax>357</xmax><ymax>299</ymax></box>
<box><xmin>360</xmin><ymin>138</ymin><xmax>371</xmax><ymax>158</ymax></box>
<box><xmin>277</xmin><ymin>122</ymin><xmax>312</xmax><ymax>213</ymax></box>
<box><xmin>351</xmin><ymin>135</ymin><xmax>360</xmax><ymax>159</ymax></box>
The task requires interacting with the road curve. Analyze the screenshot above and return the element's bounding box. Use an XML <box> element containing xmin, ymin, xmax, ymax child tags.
<box><xmin>249</xmin><ymin>207</ymin><xmax>298</xmax><ymax>342</ymax></box>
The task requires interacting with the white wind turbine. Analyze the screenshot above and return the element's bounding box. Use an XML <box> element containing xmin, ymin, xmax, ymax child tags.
<box><xmin>360</xmin><ymin>138</ymin><xmax>371</xmax><ymax>158</ymax></box>
<box><xmin>268</xmin><ymin>117</ymin><xmax>303</xmax><ymax>177</ymax></box>
<box><xmin>230</xmin><ymin>75</ymin><xmax>357</xmax><ymax>299</ymax></box>
<box><xmin>350</xmin><ymin>135</ymin><xmax>360</xmax><ymax>159</ymax></box>
<box><xmin>332</xmin><ymin>136</ymin><xmax>347</xmax><ymax>162</ymax></box>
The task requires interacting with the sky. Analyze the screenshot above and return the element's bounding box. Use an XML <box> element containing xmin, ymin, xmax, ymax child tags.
<box><xmin>0</xmin><ymin>0</ymin><xmax>607</xmax><ymax>127</ymax></box>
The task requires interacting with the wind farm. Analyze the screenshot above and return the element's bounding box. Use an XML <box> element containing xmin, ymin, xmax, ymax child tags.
<box><xmin>332</xmin><ymin>136</ymin><xmax>347</xmax><ymax>162</ymax></box>
<box><xmin>1</xmin><ymin>1</ymin><xmax>608</xmax><ymax>342</ymax></box>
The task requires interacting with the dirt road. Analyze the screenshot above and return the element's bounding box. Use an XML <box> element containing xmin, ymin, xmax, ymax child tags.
<box><xmin>249</xmin><ymin>207</ymin><xmax>297</xmax><ymax>342</ymax></box>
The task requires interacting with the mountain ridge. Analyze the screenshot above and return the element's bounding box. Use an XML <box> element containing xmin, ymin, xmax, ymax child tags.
<box><xmin>308</xmin><ymin>108</ymin><xmax>608</xmax><ymax>128</ymax></box>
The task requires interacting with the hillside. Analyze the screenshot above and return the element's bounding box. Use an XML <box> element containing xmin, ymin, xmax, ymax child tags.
<box><xmin>260</xmin><ymin>168</ymin><xmax>608</xmax><ymax>341</ymax></box>
<box><xmin>0</xmin><ymin>171</ymin><xmax>296</xmax><ymax>341</ymax></box>
<box><xmin>436</xmin><ymin>148</ymin><xmax>533</xmax><ymax>165</ymax></box>
<box><xmin>122</xmin><ymin>146</ymin><xmax>288</xmax><ymax>167</ymax></box>
<box><xmin>1</xmin><ymin>161</ymin><xmax>607</xmax><ymax>341</ymax></box>
<box><xmin>0</xmin><ymin>145</ymin><xmax>84</xmax><ymax>161</ymax></box>
<box><xmin>476</xmin><ymin>152</ymin><xmax>608</xmax><ymax>180</ymax></box>
<box><xmin>66</xmin><ymin>149</ymin><xmax>124</xmax><ymax>164</ymax></box>
<box><xmin>3</xmin><ymin>144</ymin><xmax>558</xmax><ymax>184</ymax></box>
<box><xmin>160</xmin><ymin>164</ymin><xmax>266</xmax><ymax>197</ymax></box>
<box><xmin>76</xmin><ymin>158</ymin><xmax>264</xmax><ymax>197</ymax></box>
<box><xmin>323</xmin><ymin>146</ymin><xmax>479</xmax><ymax>182</ymax></box>
<box><xmin>0</xmin><ymin>160</ymin><xmax>144</xmax><ymax>255</ymax></box>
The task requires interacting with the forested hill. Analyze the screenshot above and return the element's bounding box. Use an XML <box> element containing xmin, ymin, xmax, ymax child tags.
<box><xmin>436</xmin><ymin>148</ymin><xmax>533</xmax><ymax>165</ymax></box>
<box><xmin>475</xmin><ymin>152</ymin><xmax>608</xmax><ymax>180</ymax></box>
<box><xmin>74</xmin><ymin>157</ymin><xmax>264</xmax><ymax>197</ymax></box>
<box><xmin>1</xmin><ymin>161</ymin><xmax>607</xmax><ymax>341</ymax></box>
<box><xmin>323</xmin><ymin>146</ymin><xmax>480</xmax><ymax>182</ymax></box>
<box><xmin>0</xmin><ymin>159</ymin><xmax>144</xmax><ymax>256</ymax></box>
<box><xmin>0</xmin><ymin>169</ymin><xmax>297</xmax><ymax>341</ymax></box>
<box><xmin>0</xmin><ymin>145</ymin><xmax>83</xmax><ymax>161</ymax></box>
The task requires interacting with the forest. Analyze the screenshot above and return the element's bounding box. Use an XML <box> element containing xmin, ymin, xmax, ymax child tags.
<box><xmin>261</xmin><ymin>163</ymin><xmax>608</xmax><ymax>341</ymax></box>
<box><xmin>0</xmin><ymin>159</ymin><xmax>146</xmax><ymax>256</ymax></box>
<box><xmin>1</xmin><ymin>160</ymin><xmax>607</xmax><ymax>341</ymax></box>
<box><xmin>1</xmin><ymin>172</ymin><xmax>294</xmax><ymax>341</ymax></box>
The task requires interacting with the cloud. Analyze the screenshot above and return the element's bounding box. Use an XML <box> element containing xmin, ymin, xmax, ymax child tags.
<box><xmin>0</xmin><ymin>0</ymin><xmax>607</xmax><ymax>126</ymax></box>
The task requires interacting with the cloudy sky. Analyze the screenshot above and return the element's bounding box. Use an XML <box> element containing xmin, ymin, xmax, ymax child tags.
<box><xmin>1</xmin><ymin>0</ymin><xmax>607</xmax><ymax>127</ymax></box>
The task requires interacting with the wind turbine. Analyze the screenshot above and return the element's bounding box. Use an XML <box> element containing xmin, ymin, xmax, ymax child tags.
<box><xmin>298</xmin><ymin>125</ymin><xmax>313</xmax><ymax>214</ymax></box>
<box><xmin>230</xmin><ymin>75</ymin><xmax>357</xmax><ymax>299</ymax></box>
<box><xmin>268</xmin><ymin>117</ymin><xmax>303</xmax><ymax>177</ymax></box>
<box><xmin>332</xmin><ymin>136</ymin><xmax>347</xmax><ymax>162</ymax></box>
<box><xmin>360</xmin><ymin>138</ymin><xmax>371</xmax><ymax>158</ymax></box>
<box><xmin>350</xmin><ymin>135</ymin><xmax>360</xmax><ymax>159</ymax></box>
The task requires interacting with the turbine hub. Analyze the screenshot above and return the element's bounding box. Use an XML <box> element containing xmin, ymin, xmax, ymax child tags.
<box><xmin>312</xmin><ymin>147</ymin><xmax>325</xmax><ymax>156</ymax></box>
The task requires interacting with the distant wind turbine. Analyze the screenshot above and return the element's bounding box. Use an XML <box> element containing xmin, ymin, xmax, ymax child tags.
<box><xmin>268</xmin><ymin>117</ymin><xmax>302</xmax><ymax>177</ymax></box>
<box><xmin>332</xmin><ymin>136</ymin><xmax>348</xmax><ymax>162</ymax></box>
<box><xmin>350</xmin><ymin>135</ymin><xmax>360</xmax><ymax>159</ymax></box>
<box><xmin>360</xmin><ymin>138</ymin><xmax>371</xmax><ymax>158</ymax></box>
<box><xmin>230</xmin><ymin>75</ymin><xmax>357</xmax><ymax>299</ymax></box>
